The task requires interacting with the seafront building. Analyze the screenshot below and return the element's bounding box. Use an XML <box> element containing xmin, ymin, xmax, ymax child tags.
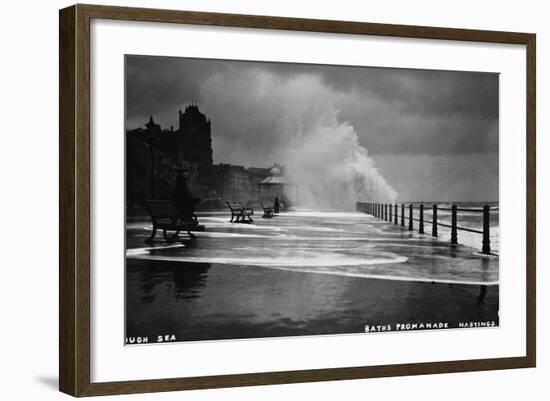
<box><xmin>126</xmin><ymin>105</ymin><xmax>291</xmax><ymax>213</ymax></box>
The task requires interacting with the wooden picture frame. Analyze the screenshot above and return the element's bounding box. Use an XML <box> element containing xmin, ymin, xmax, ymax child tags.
<box><xmin>59</xmin><ymin>3</ymin><xmax>536</xmax><ymax>397</ymax></box>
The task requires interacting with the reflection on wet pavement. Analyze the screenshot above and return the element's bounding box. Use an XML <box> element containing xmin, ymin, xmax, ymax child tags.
<box><xmin>126</xmin><ymin>212</ymin><xmax>499</xmax><ymax>343</ymax></box>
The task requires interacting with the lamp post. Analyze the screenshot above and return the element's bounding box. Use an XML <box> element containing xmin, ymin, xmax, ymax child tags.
<box><xmin>143</xmin><ymin>140</ymin><xmax>156</xmax><ymax>199</ymax></box>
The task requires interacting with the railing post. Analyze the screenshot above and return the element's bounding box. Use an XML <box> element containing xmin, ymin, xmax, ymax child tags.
<box><xmin>451</xmin><ymin>204</ymin><xmax>458</xmax><ymax>245</ymax></box>
<box><xmin>419</xmin><ymin>203</ymin><xmax>424</xmax><ymax>234</ymax></box>
<box><xmin>389</xmin><ymin>203</ymin><xmax>392</xmax><ymax>221</ymax></box>
<box><xmin>408</xmin><ymin>204</ymin><xmax>413</xmax><ymax>230</ymax></box>
<box><xmin>394</xmin><ymin>204</ymin><xmax>398</xmax><ymax>224</ymax></box>
<box><xmin>401</xmin><ymin>204</ymin><xmax>405</xmax><ymax>226</ymax></box>
<box><xmin>482</xmin><ymin>204</ymin><xmax>491</xmax><ymax>254</ymax></box>
<box><xmin>377</xmin><ymin>203</ymin><xmax>380</xmax><ymax>218</ymax></box>
<box><xmin>385</xmin><ymin>204</ymin><xmax>388</xmax><ymax>221</ymax></box>
<box><xmin>432</xmin><ymin>204</ymin><xmax>438</xmax><ymax>237</ymax></box>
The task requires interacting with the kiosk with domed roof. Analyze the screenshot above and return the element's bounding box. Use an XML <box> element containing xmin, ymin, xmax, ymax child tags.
<box><xmin>257</xmin><ymin>163</ymin><xmax>295</xmax><ymax>208</ymax></box>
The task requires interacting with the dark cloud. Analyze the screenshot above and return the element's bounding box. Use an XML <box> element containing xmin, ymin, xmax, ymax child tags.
<box><xmin>126</xmin><ymin>55</ymin><xmax>498</xmax><ymax>157</ymax></box>
<box><xmin>372</xmin><ymin>153</ymin><xmax>499</xmax><ymax>202</ymax></box>
<box><xmin>125</xmin><ymin>55</ymin><xmax>499</xmax><ymax>202</ymax></box>
<box><xmin>125</xmin><ymin>55</ymin><xmax>225</xmax><ymax>129</ymax></box>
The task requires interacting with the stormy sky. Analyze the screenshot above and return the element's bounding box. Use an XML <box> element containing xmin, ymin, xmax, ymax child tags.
<box><xmin>126</xmin><ymin>55</ymin><xmax>499</xmax><ymax>203</ymax></box>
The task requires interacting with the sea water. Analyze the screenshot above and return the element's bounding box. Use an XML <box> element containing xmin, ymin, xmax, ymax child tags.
<box><xmin>127</xmin><ymin>207</ymin><xmax>499</xmax><ymax>286</ymax></box>
<box><xmin>418</xmin><ymin>201</ymin><xmax>499</xmax><ymax>254</ymax></box>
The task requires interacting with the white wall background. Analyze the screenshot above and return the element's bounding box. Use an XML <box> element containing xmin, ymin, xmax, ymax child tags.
<box><xmin>0</xmin><ymin>0</ymin><xmax>546</xmax><ymax>400</ymax></box>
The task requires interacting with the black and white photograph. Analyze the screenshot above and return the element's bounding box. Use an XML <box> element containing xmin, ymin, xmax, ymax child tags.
<box><xmin>1</xmin><ymin>0</ymin><xmax>544</xmax><ymax>398</ymax></box>
<box><xmin>124</xmin><ymin>55</ymin><xmax>499</xmax><ymax>344</ymax></box>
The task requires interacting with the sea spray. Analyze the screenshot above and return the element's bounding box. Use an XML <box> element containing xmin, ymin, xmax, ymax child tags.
<box><xmin>201</xmin><ymin>69</ymin><xmax>397</xmax><ymax>210</ymax></box>
<box><xmin>282</xmin><ymin>117</ymin><xmax>397</xmax><ymax>210</ymax></box>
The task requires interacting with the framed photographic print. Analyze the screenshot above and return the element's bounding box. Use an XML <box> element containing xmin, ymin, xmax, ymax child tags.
<box><xmin>59</xmin><ymin>4</ymin><xmax>536</xmax><ymax>397</ymax></box>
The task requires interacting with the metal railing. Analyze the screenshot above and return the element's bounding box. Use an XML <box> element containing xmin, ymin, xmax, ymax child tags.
<box><xmin>356</xmin><ymin>202</ymin><xmax>493</xmax><ymax>255</ymax></box>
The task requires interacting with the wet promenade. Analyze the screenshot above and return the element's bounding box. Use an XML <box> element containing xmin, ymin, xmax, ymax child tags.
<box><xmin>125</xmin><ymin>211</ymin><xmax>499</xmax><ymax>342</ymax></box>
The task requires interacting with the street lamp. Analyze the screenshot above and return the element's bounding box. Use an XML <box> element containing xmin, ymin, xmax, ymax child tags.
<box><xmin>143</xmin><ymin>140</ymin><xmax>156</xmax><ymax>199</ymax></box>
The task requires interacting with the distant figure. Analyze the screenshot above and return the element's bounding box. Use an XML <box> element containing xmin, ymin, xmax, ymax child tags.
<box><xmin>171</xmin><ymin>170</ymin><xmax>197</xmax><ymax>221</ymax></box>
<box><xmin>274</xmin><ymin>197</ymin><xmax>280</xmax><ymax>214</ymax></box>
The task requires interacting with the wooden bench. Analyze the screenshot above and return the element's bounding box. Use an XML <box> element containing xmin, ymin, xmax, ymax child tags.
<box><xmin>226</xmin><ymin>202</ymin><xmax>254</xmax><ymax>223</ymax></box>
<box><xmin>261</xmin><ymin>203</ymin><xmax>274</xmax><ymax>218</ymax></box>
<box><xmin>144</xmin><ymin>200</ymin><xmax>204</xmax><ymax>243</ymax></box>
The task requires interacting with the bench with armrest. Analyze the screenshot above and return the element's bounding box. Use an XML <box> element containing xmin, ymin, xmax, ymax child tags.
<box><xmin>226</xmin><ymin>202</ymin><xmax>254</xmax><ymax>223</ymax></box>
<box><xmin>144</xmin><ymin>200</ymin><xmax>204</xmax><ymax>243</ymax></box>
<box><xmin>260</xmin><ymin>202</ymin><xmax>274</xmax><ymax>218</ymax></box>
